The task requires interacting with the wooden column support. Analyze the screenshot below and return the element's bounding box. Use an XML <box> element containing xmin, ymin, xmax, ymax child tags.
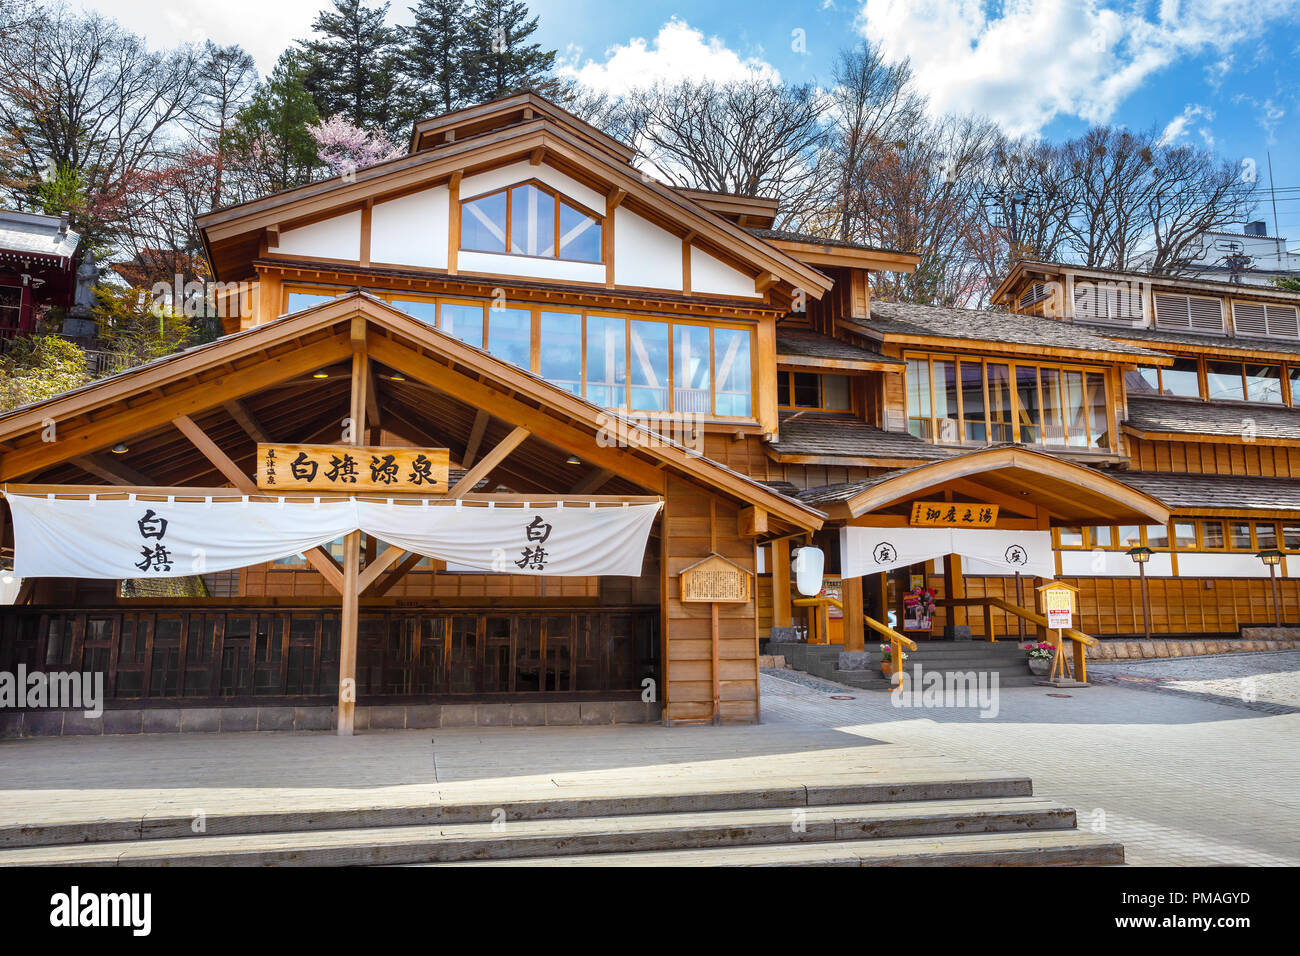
<box><xmin>842</xmin><ymin>575</ymin><xmax>865</xmax><ymax>653</ymax></box>
<box><xmin>336</xmin><ymin>529</ymin><xmax>362</xmax><ymax>736</ymax></box>
<box><xmin>770</xmin><ymin>537</ymin><xmax>792</xmax><ymax>629</ymax></box>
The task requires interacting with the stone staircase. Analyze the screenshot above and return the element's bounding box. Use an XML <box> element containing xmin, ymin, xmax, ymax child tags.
<box><xmin>0</xmin><ymin>775</ymin><xmax>1121</xmax><ymax>866</ymax></box>
<box><xmin>768</xmin><ymin>639</ymin><xmax>1044</xmax><ymax>690</ymax></box>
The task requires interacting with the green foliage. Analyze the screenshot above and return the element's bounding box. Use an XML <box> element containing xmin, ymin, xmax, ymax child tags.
<box><xmin>1275</xmin><ymin>276</ymin><xmax>1300</xmax><ymax>292</ymax></box>
<box><xmin>223</xmin><ymin>57</ymin><xmax>323</xmax><ymax>196</ymax></box>
<box><xmin>35</xmin><ymin>164</ymin><xmax>89</xmax><ymax>221</ymax></box>
<box><xmin>92</xmin><ymin>284</ymin><xmax>195</xmax><ymax>368</ymax></box>
<box><xmin>297</xmin><ymin>0</ymin><xmax>407</xmax><ymax>138</ymax></box>
<box><xmin>0</xmin><ymin>334</ymin><xmax>91</xmax><ymax>412</ymax></box>
<box><xmin>460</xmin><ymin>0</ymin><xmax>558</xmax><ymax>103</ymax></box>
<box><xmin>405</xmin><ymin>0</ymin><xmax>471</xmax><ymax>116</ymax></box>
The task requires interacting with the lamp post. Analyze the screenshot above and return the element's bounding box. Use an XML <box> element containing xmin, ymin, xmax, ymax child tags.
<box><xmin>1257</xmin><ymin>549</ymin><xmax>1284</xmax><ymax>627</ymax></box>
<box><xmin>1127</xmin><ymin>546</ymin><xmax>1153</xmax><ymax>640</ymax></box>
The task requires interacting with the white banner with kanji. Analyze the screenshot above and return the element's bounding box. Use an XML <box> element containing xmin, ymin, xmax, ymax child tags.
<box><xmin>841</xmin><ymin>526</ymin><xmax>1055</xmax><ymax>579</ymax></box>
<box><xmin>6</xmin><ymin>495</ymin><xmax>661</xmax><ymax>580</ymax></box>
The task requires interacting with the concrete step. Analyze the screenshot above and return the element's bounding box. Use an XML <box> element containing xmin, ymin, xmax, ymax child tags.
<box><xmin>0</xmin><ymin>797</ymin><xmax>1077</xmax><ymax>867</ymax></box>
<box><xmin>425</xmin><ymin>829</ymin><xmax>1125</xmax><ymax>867</ymax></box>
<box><xmin>0</xmin><ymin>775</ymin><xmax>1033</xmax><ymax>850</ymax></box>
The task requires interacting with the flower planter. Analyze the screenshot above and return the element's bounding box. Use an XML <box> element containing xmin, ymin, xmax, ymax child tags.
<box><xmin>880</xmin><ymin>661</ymin><xmax>892</xmax><ymax>678</ymax></box>
<box><xmin>1027</xmin><ymin>658</ymin><xmax>1051</xmax><ymax>677</ymax></box>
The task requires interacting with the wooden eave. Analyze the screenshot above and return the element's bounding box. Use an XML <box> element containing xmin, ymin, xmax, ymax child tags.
<box><xmin>838</xmin><ymin>446</ymin><xmax>1171</xmax><ymax>526</ymax></box>
<box><xmin>775</xmin><ymin>353</ymin><xmax>904</xmax><ymax>373</ymax></box>
<box><xmin>993</xmin><ymin>260</ymin><xmax>1300</xmax><ymax>309</ymax></box>
<box><xmin>1103</xmin><ymin>335</ymin><xmax>1300</xmax><ymax>364</ymax></box>
<box><xmin>766</xmin><ymin>240</ymin><xmax>921</xmax><ymax>274</ymax></box>
<box><xmin>677</xmin><ymin>188</ymin><xmax>779</xmax><ymax>228</ymax></box>
<box><xmin>1121</xmin><ymin>423</ymin><xmax>1300</xmax><ymax>448</ymax></box>
<box><xmin>198</xmin><ymin>122</ymin><xmax>832</xmax><ymax>300</ymax></box>
<box><xmin>0</xmin><ymin>293</ymin><xmax>824</xmax><ymax>531</ymax></box>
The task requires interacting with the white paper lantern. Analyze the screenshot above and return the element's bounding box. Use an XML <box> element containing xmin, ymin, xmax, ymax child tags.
<box><xmin>792</xmin><ymin>546</ymin><xmax>824</xmax><ymax>596</ymax></box>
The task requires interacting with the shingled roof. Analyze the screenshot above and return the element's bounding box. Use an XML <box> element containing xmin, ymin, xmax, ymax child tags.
<box><xmin>1125</xmin><ymin>397</ymin><xmax>1300</xmax><ymax>442</ymax></box>
<box><xmin>851</xmin><ymin>300</ymin><xmax>1164</xmax><ymax>359</ymax></box>
<box><xmin>1115</xmin><ymin>471</ymin><xmax>1300</xmax><ymax>512</ymax></box>
<box><xmin>770</xmin><ymin>411</ymin><xmax>953</xmax><ymax>462</ymax></box>
<box><xmin>743</xmin><ymin>228</ymin><xmax>906</xmax><ymax>256</ymax></box>
<box><xmin>1077</xmin><ymin>321</ymin><xmax>1300</xmax><ymax>358</ymax></box>
<box><xmin>775</xmin><ymin>328</ymin><xmax>903</xmax><ymax>367</ymax></box>
<box><xmin>0</xmin><ymin>209</ymin><xmax>79</xmax><ymax>262</ymax></box>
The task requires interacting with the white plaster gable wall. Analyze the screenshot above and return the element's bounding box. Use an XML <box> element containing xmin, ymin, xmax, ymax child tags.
<box><xmin>691</xmin><ymin>245</ymin><xmax>760</xmax><ymax>298</ymax></box>
<box><xmin>460</xmin><ymin>160</ymin><xmax>605</xmax><ymax>213</ymax></box>
<box><xmin>614</xmin><ymin>206</ymin><xmax>682</xmax><ymax>291</ymax></box>
<box><xmin>371</xmin><ymin>186</ymin><xmax>449</xmax><ymax>269</ymax></box>
<box><xmin>458</xmin><ymin>251</ymin><xmax>605</xmax><ymax>284</ymax></box>
<box><xmin>277</xmin><ymin>210</ymin><xmax>361</xmax><ymax>261</ymax></box>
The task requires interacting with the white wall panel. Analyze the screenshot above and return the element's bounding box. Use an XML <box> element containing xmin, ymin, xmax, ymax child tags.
<box><xmin>1056</xmin><ymin>551</ymin><xmax>1175</xmax><ymax>577</ymax></box>
<box><xmin>1174</xmin><ymin>553</ymin><xmax>1277</xmax><ymax>579</ymax></box>
<box><xmin>458</xmin><ymin>250</ymin><xmax>605</xmax><ymax>284</ymax></box>
<box><xmin>277</xmin><ymin>210</ymin><xmax>361</xmax><ymax>261</ymax></box>
<box><xmin>614</xmin><ymin>206</ymin><xmax>682</xmax><ymax>291</ymax></box>
<box><xmin>691</xmin><ymin>245</ymin><xmax>760</xmax><ymax>298</ymax></box>
<box><xmin>370</xmin><ymin>186</ymin><xmax>448</xmax><ymax>269</ymax></box>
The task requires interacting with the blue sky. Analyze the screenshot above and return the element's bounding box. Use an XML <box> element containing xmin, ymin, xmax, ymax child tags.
<box><xmin>88</xmin><ymin>0</ymin><xmax>1300</xmax><ymax>238</ymax></box>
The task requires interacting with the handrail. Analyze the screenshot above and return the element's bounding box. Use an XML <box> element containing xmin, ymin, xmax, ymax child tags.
<box><xmin>938</xmin><ymin>596</ymin><xmax>1096</xmax><ymax>646</ymax></box>
<box><xmin>793</xmin><ymin>595</ymin><xmax>916</xmax><ymax>685</ymax></box>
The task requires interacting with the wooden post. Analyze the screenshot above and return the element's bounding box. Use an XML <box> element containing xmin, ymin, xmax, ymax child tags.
<box><xmin>337</xmin><ymin>529</ymin><xmax>362</xmax><ymax>736</ymax></box>
<box><xmin>943</xmin><ymin>553</ymin><xmax>966</xmax><ymax>638</ymax></box>
<box><xmin>842</xmin><ymin>574</ymin><xmax>865</xmax><ymax>653</ymax></box>
<box><xmin>711</xmin><ymin>602</ymin><xmax>720</xmax><ymax>725</ymax></box>
<box><xmin>771</xmin><ymin>537</ymin><xmax>792</xmax><ymax>629</ymax></box>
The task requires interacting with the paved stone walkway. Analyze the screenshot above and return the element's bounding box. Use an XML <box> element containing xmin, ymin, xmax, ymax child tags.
<box><xmin>761</xmin><ymin>652</ymin><xmax>1300</xmax><ymax>866</ymax></box>
<box><xmin>1089</xmin><ymin>650</ymin><xmax>1300</xmax><ymax>714</ymax></box>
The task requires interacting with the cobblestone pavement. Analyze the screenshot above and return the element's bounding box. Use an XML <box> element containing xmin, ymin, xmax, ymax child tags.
<box><xmin>760</xmin><ymin>653</ymin><xmax>1300</xmax><ymax>866</ymax></box>
<box><xmin>1089</xmin><ymin>650</ymin><xmax>1300</xmax><ymax>714</ymax></box>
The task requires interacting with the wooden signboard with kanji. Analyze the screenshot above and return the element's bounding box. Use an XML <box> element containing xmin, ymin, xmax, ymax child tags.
<box><xmin>909</xmin><ymin>500</ymin><xmax>999</xmax><ymax>527</ymax></box>
<box><xmin>680</xmin><ymin>553</ymin><xmax>752</xmax><ymax>603</ymax></box>
<box><xmin>256</xmin><ymin>443</ymin><xmax>450</xmax><ymax>493</ymax></box>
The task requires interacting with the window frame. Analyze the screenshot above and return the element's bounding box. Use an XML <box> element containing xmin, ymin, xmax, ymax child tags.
<box><xmin>777</xmin><ymin>370</ymin><xmax>855</xmax><ymax>412</ymax></box>
<box><xmin>458</xmin><ymin>178</ymin><xmax>605</xmax><ymax>265</ymax></box>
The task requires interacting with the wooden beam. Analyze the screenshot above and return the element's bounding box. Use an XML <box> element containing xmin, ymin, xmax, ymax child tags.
<box><xmin>738</xmin><ymin>506</ymin><xmax>768</xmax><ymax>537</ymax></box>
<box><xmin>370</xmin><ymin>550</ymin><xmax>425</xmax><ymax>597</ymax></box>
<box><xmin>446</xmin><ymin>426</ymin><xmax>530</xmax><ymax>498</ymax></box>
<box><xmin>842</xmin><ymin>574</ymin><xmax>865</xmax><ymax>653</ymax></box>
<box><xmin>461</xmin><ymin>409</ymin><xmax>490</xmax><ymax>468</ymax></box>
<box><xmin>607</xmin><ymin>187</ymin><xmax>627</xmax><ymax>209</ymax></box>
<box><xmin>222</xmin><ymin>399</ymin><xmax>271</xmax><ymax>444</ymax></box>
<box><xmin>71</xmin><ymin>454</ymin><xmax>153</xmax><ymax>486</ymax></box>
<box><xmin>771</xmin><ymin>537</ymin><xmax>792</xmax><ymax>629</ymax></box>
<box><xmin>755</xmin><ymin>272</ymin><xmax>779</xmax><ymax>294</ymax></box>
<box><xmin>570</xmin><ymin>467</ymin><xmax>613</xmax><ymax>494</ymax></box>
<box><xmin>358</xmin><ymin>544</ymin><xmax>406</xmax><ymax>594</ymax></box>
<box><xmin>529</xmin><ymin>146</ymin><xmax>545</xmax><ymax>166</ymax></box>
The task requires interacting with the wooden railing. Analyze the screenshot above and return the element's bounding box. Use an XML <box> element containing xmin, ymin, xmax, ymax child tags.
<box><xmin>794</xmin><ymin>595</ymin><xmax>917</xmax><ymax>685</ymax></box>
<box><xmin>938</xmin><ymin>596</ymin><xmax>1096</xmax><ymax>681</ymax></box>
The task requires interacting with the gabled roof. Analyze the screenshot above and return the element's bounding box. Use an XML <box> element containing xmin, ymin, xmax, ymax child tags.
<box><xmin>0</xmin><ymin>209</ymin><xmax>79</xmax><ymax>262</ymax></box>
<box><xmin>0</xmin><ymin>292</ymin><xmax>825</xmax><ymax>531</ymax></box>
<box><xmin>197</xmin><ymin>100</ymin><xmax>833</xmax><ymax>299</ymax></box>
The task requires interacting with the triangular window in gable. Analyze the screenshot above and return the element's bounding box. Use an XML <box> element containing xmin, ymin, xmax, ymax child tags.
<box><xmin>461</xmin><ymin>179</ymin><xmax>603</xmax><ymax>263</ymax></box>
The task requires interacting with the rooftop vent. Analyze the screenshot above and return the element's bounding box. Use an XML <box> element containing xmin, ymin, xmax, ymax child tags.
<box><xmin>1245</xmin><ymin>221</ymin><xmax>1267</xmax><ymax>236</ymax></box>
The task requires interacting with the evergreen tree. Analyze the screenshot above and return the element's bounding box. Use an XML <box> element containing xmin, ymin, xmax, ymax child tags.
<box><xmin>460</xmin><ymin>0</ymin><xmax>557</xmax><ymax>103</ymax></box>
<box><xmin>298</xmin><ymin>0</ymin><xmax>404</xmax><ymax>135</ymax></box>
<box><xmin>404</xmin><ymin>0</ymin><xmax>471</xmax><ymax>116</ymax></box>
<box><xmin>223</xmin><ymin>56</ymin><xmax>322</xmax><ymax>197</ymax></box>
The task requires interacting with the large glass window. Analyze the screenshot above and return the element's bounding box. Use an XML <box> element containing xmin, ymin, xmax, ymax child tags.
<box><xmin>960</xmin><ymin>361</ymin><xmax>986</xmax><ymax>442</ymax></box>
<box><xmin>934</xmin><ymin>359</ymin><xmax>960</xmax><ymax>443</ymax></box>
<box><xmin>1015</xmin><ymin>365</ymin><xmax>1041</xmax><ymax>443</ymax></box>
<box><xmin>1085</xmin><ymin>372</ymin><xmax>1109</xmax><ymax>449</ymax></box>
<box><xmin>1206</xmin><ymin>361</ymin><xmax>1246</xmax><ymax>401</ymax></box>
<box><xmin>1039</xmin><ymin>368</ymin><xmax>1065</xmax><ymax>445</ymax></box>
<box><xmin>629</xmin><ymin>321</ymin><xmax>669</xmax><ymax>411</ymax></box>
<box><xmin>906</xmin><ymin>358</ymin><xmax>932</xmax><ymax>438</ymax></box>
<box><xmin>779</xmin><ymin>372</ymin><xmax>850</xmax><ymax>411</ymax></box>
<box><xmin>390</xmin><ymin>297</ymin><xmax>438</xmax><ymax>326</ymax></box>
<box><xmin>487</xmin><ymin>306</ymin><xmax>531</xmax><ymax>368</ymax></box>
<box><xmin>439</xmin><ymin>302</ymin><xmax>484</xmax><ymax>348</ymax></box>
<box><xmin>461</xmin><ymin>181</ymin><xmax>603</xmax><ymax>263</ymax></box>
<box><xmin>538</xmin><ymin>311</ymin><xmax>582</xmax><ymax>394</ymax></box>
<box><xmin>461</xmin><ymin>190</ymin><xmax>508</xmax><ymax>253</ymax></box>
<box><xmin>1246</xmin><ymin>364</ymin><xmax>1283</xmax><ymax>403</ymax></box>
<box><xmin>987</xmin><ymin>363</ymin><xmax>1014</xmax><ymax>442</ymax></box>
<box><xmin>1124</xmin><ymin>366</ymin><xmax>1162</xmax><ymax>395</ymax></box>
<box><xmin>1160</xmin><ymin>358</ymin><xmax>1201</xmax><ymax>397</ymax></box>
<box><xmin>585</xmin><ymin>315</ymin><xmax>626</xmax><ymax>409</ymax></box>
<box><xmin>714</xmin><ymin>328</ymin><xmax>752</xmax><ymax>417</ymax></box>
<box><xmin>673</xmin><ymin>324</ymin><xmax>711</xmax><ymax>414</ymax></box>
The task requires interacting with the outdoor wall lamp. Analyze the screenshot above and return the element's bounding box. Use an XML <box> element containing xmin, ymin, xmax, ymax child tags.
<box><xmin>111</xmin><ymin>442</ymin><xmax>129</xmax><ymax>454</ymax></box>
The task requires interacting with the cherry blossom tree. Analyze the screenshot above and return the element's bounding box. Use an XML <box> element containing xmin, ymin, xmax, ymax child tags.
<box><xmin>306</xmin><ymin>113</ymin><xmax>401</xmax><ymax>179</ymax></box>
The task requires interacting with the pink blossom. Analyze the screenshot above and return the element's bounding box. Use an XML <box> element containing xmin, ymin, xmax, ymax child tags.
<box><xmin>306</xmin><ymin>114</ymin><xmax>402</xmax><ymax>179</ymax></box>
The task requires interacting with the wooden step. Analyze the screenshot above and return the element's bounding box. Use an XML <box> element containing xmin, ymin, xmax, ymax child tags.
<box><xmin>0</xmin><ymin>797</ymin><xmax>1075</xmax><ymax>867</ymax></box>
<box><xmin>423</xmin><ymin>830</ymin><xmax>1125</xmax><ymax>867</ymax></box>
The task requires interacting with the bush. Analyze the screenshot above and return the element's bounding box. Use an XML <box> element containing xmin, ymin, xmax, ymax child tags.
<box><xmin>0</xmin><ymin>335</ymin><xmax>91</xmax><ymax>412</ymax></box>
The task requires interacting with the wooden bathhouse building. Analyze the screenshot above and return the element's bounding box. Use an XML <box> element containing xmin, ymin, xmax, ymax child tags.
<box><xmin>0</xmin><ymin>93</ymin><xmax>1294</xmax><ymax>735</ymax></box>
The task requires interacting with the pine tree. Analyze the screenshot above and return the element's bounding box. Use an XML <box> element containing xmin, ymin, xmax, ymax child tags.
<box><xmin>460</xmin><ymin>0</ymin><xmax>557</xmax><ymax>104</ymax></box>
<box><xmin>404</xmin><ymin>0</ymin><xmax>470</xmax><ymax>117</ymax></box>
<box><xmin>298</xmin><ymin>0</ymin><xmax>404</xmax><ymax>135</ymax></box>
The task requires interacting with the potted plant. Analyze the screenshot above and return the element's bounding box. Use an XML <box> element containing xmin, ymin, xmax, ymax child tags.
<box><xmin>879</xmin><ymin>641</ymin><xmax>909</xmax><ymax>677</ymax></box>
<box><xmin>1023</xmin><ymin>641</ymin><xmax>1056</xmax><ymax>676</ymax></box>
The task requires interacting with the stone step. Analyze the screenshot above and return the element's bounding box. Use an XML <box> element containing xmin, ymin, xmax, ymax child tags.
<box><xmin>0</xmin><ymin>774</ymin><xmax>1034</xmax><ymax>849</ymax></box>
<box><xmin>0</xmin><ymin>797</ymin><xmax>1076</xmax><ymax>866</ymax></box>
<box><xmin>423</xmin><ymin>829</ymin><xmax>1125</xmax><ymax>867</ymax></box>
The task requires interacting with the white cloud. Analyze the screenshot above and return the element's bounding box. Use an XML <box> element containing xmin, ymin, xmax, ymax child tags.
<box><xmin>1160</xmin><ymin>103</ymin><xmax>1215</xmax><ymax>147</ymax></box>
<box><xmin>558</xmin><ymin>18</ymin><xmax>780</xmax><ymax>97</ymax></box>
<box><xmin>856</xmin><ymin>0</ymin><xmax>1300</xmax><ymax>137</ymax></box>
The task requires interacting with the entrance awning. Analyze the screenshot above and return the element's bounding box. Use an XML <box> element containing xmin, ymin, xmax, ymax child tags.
<box><xmin>803</xmin><ymin>445</ymin><xmax>1171</xmax><ymax>526</ymax></box>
